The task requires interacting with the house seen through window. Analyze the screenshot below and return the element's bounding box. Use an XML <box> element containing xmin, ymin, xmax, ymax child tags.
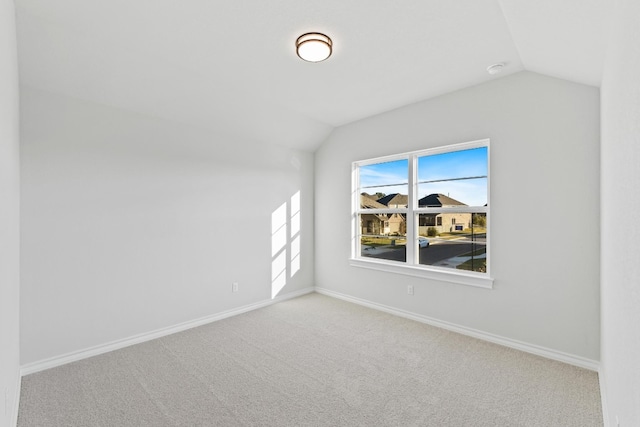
<box><xmin>352</xmin><ymin>139</ymin><xmax>489</xmax><ymax>282</ymax></box>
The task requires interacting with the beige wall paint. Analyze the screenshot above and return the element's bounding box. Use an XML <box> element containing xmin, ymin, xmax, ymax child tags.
<box><xmin>0</xmin><ymin>0</ymin><xmax>21</xmax><ymax>425</ymax></box>
<box><xmin>19</xmin><ymin>87</ymin><xmax>315</xmax><ymax>365</ymax></box>
<box><xmin>316</xmin><ymin>71</ymin><xmax>600</xmax><ymax>361</ymax></box>
<box><xmin>600</xmin><ymin>0</ymin><xmax>640</xmax><ymax>424</ymax></box>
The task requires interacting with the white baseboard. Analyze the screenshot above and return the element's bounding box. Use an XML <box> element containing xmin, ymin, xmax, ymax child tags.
<box><xmin>20</xmin><ymin>284</ymin><xmax>599</xmax><ymax>374</ymax></box>
<box><xmin>21</xmin><ymin>287</ymin><xmax>314</xmax><ymax>376</ymax></box>
<box><xmin>314</xmin><ymin>287</ymin><xmax>600</xmax><ymax>371</ymax></box>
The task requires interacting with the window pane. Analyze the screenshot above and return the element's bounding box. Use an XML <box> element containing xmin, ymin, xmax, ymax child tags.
<box><xmin>418</xmin><ymin>147</ymin><xmax>487</xmax><ymax>207</ymax></box>
<box><xmin>418</xmin><ymin>213</ymin><xmax>487</xmax><ymax>273</ymax></box>
<box><xmin>359</xmin><ymin>160</ymin><xmax>408</xmax><ymax>207</ymax></box>
<box><xmin>359</xmin><ymin>214</ymin><xmax>406</xmax><ymax>263</ymax></box>
<box><xmin>418</xmin><ymin>178</ymin><xmax>487</xmax><ymax>208</ymax></box>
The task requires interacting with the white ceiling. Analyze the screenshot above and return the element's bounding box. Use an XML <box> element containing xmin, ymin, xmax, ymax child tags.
<box><xmin>15</xmin><ymin>0</ymin><xmax>612</xmax><ymax>151</ymax></box>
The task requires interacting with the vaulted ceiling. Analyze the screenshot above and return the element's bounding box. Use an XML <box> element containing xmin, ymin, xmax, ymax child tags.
<box><xmin>15</xmin><ymin>0</ymin><xmax>612</xmax><ymax>151</ymax></box>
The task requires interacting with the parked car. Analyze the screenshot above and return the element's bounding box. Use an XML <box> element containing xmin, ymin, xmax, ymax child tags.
<box><xmin>418</xmin><ymin>236</ymin><xmax>430</xmax><ymax>248</ymax></box>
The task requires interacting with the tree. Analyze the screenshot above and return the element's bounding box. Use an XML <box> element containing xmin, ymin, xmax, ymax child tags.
<box><xmin>473</xmin><ymin>215</ymin><xmax>486</xmax><ymax>228</ymax></box>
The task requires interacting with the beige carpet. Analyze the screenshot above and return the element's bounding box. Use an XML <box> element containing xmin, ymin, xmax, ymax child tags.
<box><xmin>18</xmin><ymin>293</ymin><xmax>602</xmax><ymax>426</ymax></box>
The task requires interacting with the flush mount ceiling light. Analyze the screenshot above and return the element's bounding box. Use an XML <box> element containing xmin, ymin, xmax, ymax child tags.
<box><xmin>486</xmin><ymin>62</ymin><xmax>505</xmax><ymax>75</ymax></box>
<box><xmin>296</xmin><ymin>32</ymin><xmax>332</xmax><ymax>62</ymax></box>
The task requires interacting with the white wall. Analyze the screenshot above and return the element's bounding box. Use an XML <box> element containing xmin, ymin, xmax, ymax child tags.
<box><xmin>0</xmin><ymin>0</ymin><xmax>21</xmax><ymax>425</ymax></box>
<box><xmin>20</xmin><ymin>87</ymin><xmax>315</xmax><ymax>365</ymax></box>
<box><xmin>600</xmin><ymin>0</ymin><xmax>640</xmax><ymax>424</ymax></box>
<box><xmin>315</xmin><ymin>71</ymin><xmax>600</xmax><ymax>361</ymax></box>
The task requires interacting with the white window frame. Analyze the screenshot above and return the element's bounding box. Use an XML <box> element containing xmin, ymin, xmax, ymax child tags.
<box><xmin>350</xmin><ymin>139</ymin><xmax>493</xmax><ymax>289</ymax></box>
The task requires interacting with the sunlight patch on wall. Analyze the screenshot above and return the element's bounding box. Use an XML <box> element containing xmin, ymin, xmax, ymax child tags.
<box><xmin>271</xmin><ymin>202</ymin><xmax>287</xmax><ymax>298</ymax></box>
<box><xmin>271</xmin><ymin>250</ymin><xmax>287</xmax><ymax>297</ymax></box>
<box><xmin>271</xmin><ymin>191</ymin><xmax>302</xmax><ymax>299</ymax></box>
<box><xmin>272</xmin><ymin>202</ymin><xmax>287</xmax><ymax>257</ymax></box>
<box><xmin>290</xmin><ymin>191</ymin><xmax>301</xmax><ymax>277</ymax></box>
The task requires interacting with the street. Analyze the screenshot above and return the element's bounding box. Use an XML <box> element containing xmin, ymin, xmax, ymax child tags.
<box><xmin>361</xmin><ymin>238</ymin><xmax>486</xmax><ymax>266</ymax></box>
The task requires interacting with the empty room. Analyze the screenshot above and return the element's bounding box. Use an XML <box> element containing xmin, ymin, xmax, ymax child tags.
<box><xmin>1</xmin><ymin>0</ymin><xmax>639</xmax><ymax>426</ymax></box>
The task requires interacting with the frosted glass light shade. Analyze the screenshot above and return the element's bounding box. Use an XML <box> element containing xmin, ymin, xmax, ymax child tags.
<box><xmin>296</xmin><ymin>33</ymin><xmax>332</xmax><ymax>62</ymax></box>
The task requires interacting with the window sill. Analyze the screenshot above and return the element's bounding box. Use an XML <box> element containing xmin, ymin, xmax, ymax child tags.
<box><xmin>349</xmin><ymin>258</ymin><xmax>494</xmax><ymax>289</ymax></box>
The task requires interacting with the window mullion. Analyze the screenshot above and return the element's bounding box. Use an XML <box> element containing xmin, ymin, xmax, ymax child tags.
<box><xmin>352</xmin><ymin>163</ymin><xmax>359</xmax><ymax>258</ymax></box>
<box><xmin>415</xmin><ymin>206</ymin><xmax>488</xmax><ymax>214</ymax></box>
<box><xmin>406</xmin><ymin>155</ymin><xmax>417</xmax><ymax>265</ymax></box>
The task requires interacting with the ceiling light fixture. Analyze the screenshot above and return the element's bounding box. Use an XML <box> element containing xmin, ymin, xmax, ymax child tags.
<box><xmin>296</xmin><ymin>32</ymin><xmax>332</xmax><ymax>62</ymax></box>
<box><xmin>486</xmin><ymin>62</ymin><xmax>505</xmax><ymax>75</ymax></box>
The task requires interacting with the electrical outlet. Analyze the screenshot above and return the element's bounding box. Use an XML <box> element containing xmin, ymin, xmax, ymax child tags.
<box><xmin>232</xmin><ymin>282</ymin><xmax>239</xmax><ymax>293</ymax></box>
<box><xmin>407</xmin><ymin>285</ymin><xmax>414</xmax><ymax>295</ymax></box>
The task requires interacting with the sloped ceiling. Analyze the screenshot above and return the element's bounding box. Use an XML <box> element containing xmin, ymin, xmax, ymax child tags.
<box><xmin>15</xmin><ymin>0</ymin><xmax>612</xmax><ymax>151</ymax></box>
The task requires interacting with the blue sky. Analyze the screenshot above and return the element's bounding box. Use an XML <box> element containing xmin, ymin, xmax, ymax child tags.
<box><xmin>359</xmin><ymin>147</ymin><xmax>487</xmax><ymax>206</ymax></box>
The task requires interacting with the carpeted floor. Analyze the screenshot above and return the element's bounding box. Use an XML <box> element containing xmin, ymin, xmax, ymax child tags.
<box><xmin>18</xmin><ymin>293</ymin><xmax>603</xmax><ymax>426</ymax></box>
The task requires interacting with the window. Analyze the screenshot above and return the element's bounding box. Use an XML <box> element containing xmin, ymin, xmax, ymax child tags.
<box><xmin>351</xmin><ymin>139</ymin><xmax>492</xmax><ymax>288</ymax></box>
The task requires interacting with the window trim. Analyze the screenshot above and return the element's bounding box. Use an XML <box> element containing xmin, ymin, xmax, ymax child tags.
<box><xmin>350</xmin><ymin>138</ymin><xmax>493</xmax><ymax>289</ymax></box>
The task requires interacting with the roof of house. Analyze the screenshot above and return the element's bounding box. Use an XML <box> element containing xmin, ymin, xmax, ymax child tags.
<box><xmin>360</xmin><ymin>193</ymin><xmax>379</xmax><ymax>200</ymax></box>
<box><xmin>418</xmin><ymin>193</ymin><xmax>467</xmax><ymax>207</ymax></box>
<box><xmin>360</xmin><ymin>195</ymin><xmax>388</xmax><ymax>209</ymax></box>
<box><xmin>376</xmin><ymin>193</ymin><xmax>408</xmax><ymax>207</ymax></box>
